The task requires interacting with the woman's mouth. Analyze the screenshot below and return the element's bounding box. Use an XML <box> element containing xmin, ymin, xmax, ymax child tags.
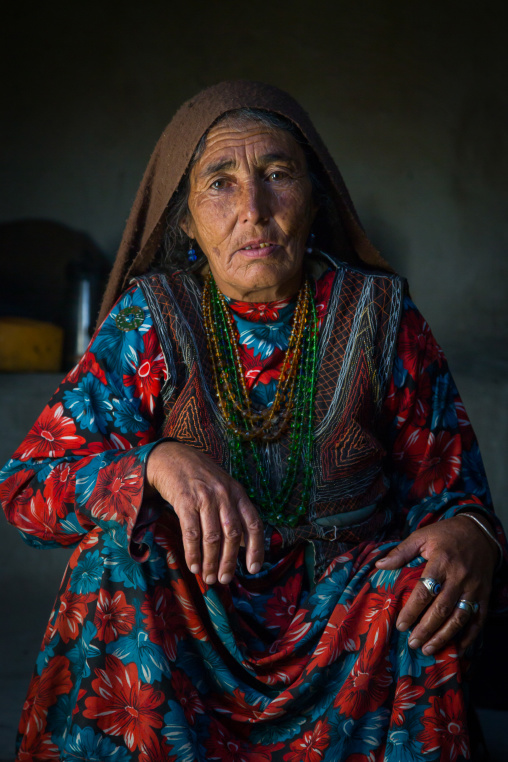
<box><xmin>238</xmin><ymin>242</ymin><xmax>280</xmax><ymax>258</ymax></box>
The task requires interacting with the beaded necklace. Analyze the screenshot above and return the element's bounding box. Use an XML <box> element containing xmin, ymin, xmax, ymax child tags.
<box><xmin>202</xmin><ymin>273</ymin><xmax>319</xmax><ymax>526</ymax></box>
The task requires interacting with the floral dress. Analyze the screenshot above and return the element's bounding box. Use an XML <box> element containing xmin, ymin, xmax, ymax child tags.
<box><xmin>1</xmin><ymin>268</ymin><xmax>506</xmax><ymax>762</ymax></box>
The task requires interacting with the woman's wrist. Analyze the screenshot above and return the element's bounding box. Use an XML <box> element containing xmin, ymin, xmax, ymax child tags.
<box><xmin>145</xmin><ymin>439</ymin><xmax>181</xmax><ymax>492</ymax></box>
<box><xmin>456</xmin><ymin>511</ymin><xmax>503</xmax><ymax>571</ymax></box>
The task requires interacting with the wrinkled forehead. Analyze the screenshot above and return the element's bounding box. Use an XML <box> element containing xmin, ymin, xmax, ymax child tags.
<box><xmin>189</xmin><ymin>115</ymin><xmax>309</xmax><ymax>181</ymax></box>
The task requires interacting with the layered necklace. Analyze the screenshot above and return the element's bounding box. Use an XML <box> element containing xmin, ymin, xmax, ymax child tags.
<box><xmin>202</xmin><ymin>272</ymin><xmax>319</xmax><ymax>526</ymax></box>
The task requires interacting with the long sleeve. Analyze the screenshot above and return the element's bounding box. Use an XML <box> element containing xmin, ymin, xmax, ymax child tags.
<box><xmin>382</xmin><ymin>297</ymin><xmax>507</xmax><ymax>549</ymax></box>
<box><xmin>0</xmin><ymin>284</ymin><xmax>168</xmax><ymax>560</ymax></box>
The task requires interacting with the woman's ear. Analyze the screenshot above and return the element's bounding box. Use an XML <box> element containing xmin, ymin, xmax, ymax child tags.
<box><xmin>179</xmin><ymin>213</ymin><xmax>195</xmax><ymax>240</ymax></box>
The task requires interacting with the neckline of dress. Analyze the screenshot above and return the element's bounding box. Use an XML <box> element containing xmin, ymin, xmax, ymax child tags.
<box><xmin>225</xmin><ymin>293</ymin><xmax>296</xmax><ymax>309</ymax></box>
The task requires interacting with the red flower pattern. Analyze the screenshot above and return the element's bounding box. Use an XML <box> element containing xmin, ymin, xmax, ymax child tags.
<box><xmin>424</xmin><ymin>650</ymin><xmax>460</xmax><ymax>690</ymax></box>
<box><xmin>393</xmin><ymin>423</ymin><xmax>463</xmax><ymax>497</ymax></box>
<box><xmin>17</xmin><ymin>731</ymin><xmax>60</xmax><ymax>761</ymax></box>
<box><xmin>170</xmin><ymin>577</ymin><xmax>208</xmax><ymax>642</ymax></box>
<box><xmin>124</xmin><ymin>329</ymin><xmax>166</xmax><ymax>414</ymax></box>
<box><xmin>141</xmin><ymin>585</ymin><xmax>186</xmax><ymax>660</ymax></box>
<box><xmin>264</xmin><ymin>574</ymin><xmax>302</xmax><ymax>633</ymax></box>
<box><xmin>283</xmin><ymin>719</ymin><xmax>329</xmax><ymax>762</ymax></box>
<box><xmin>67</xmin><ymin>353</ymin><xmax>107</xmax><ymax>385</ymax></box>
<box><xmin>14</xmin><ymin>402</ymin><xmax>85</xmax><ymax>460</ymax></box>
<box><xmin>244</xmin><ymin>363</ymin><xmax>281</xmax><ymax>393</ymax></box>
<box><xmin>228</xmin><ymin>299</ymin><xmax>290</xmax><ymax>323</ymax></box>
<box><xmin>335</xmin><ymin>649</ymin><xmax>393</xmax><ymax>719</ymax></box>
<box><xmin>314</xmin><ymin>269</ymin><xmax>334</xmax><ymax>327</ymax></box>
<box><xmin>94</xmin><ymin>589</ymin><xmax>136</xmax><ymax>643</ymax></box>
<box><xmin>410</xmin><ymin>430</ymin><xmax>462</xmax><ymax>498</ymax></box>
<box><xmin>396</xmin><ymin>306</ymin><xmax>442</xmax><ymax>380</ymax></box>
<box><xmin>313</xmin><ymin>620</ymin><xmax>347</xmax><ymax>668</ymax></box>
<box><xmin>391</xmin><ymin>676</ymin><xmax>425</xmax><ymax>726</ymax></box>
<box><xmin>19</xmin><ymin>656</ymin><xmax>72</xmax><ymax>741</ymax></box>
<box><xmin>358</xmin><ymin>590</ymin><xmax>399</xmax><ymax>647</ymax></box>
<box><xmin>0</xmin><ymin>469</ymin><xmax>34</xmax><ymax>505</ymax></box>
<box><xmin>22</xmin><ymin>491</ymin><xmax>60</xmax><ymax>543</ymax></box>
<box><xmin>43</xmin><ymin>462</ymin><xmax>75</xmax><ymax>517</ymax></box>
<box><xmin>54</xmin><ymin>591</ymin><xmax>96</xmax><ymax>643</ymax></box>
<box><xmin>77</xmin><ymin>431</ymin><xmax>134</xmax><ymax>457</ymax></box>
<box><xmin>139</xmin><ymin>738</ymin><xmax>178</xmax><ymax>762</ymax></box>
<box><xmin>0</xmin><ymin>469</ymin><xmax>34</xmax><ymax>522</ymax></box>
<box><xmin>418</xmin><ymin>688</ymin><xmax>470</xmax><ymax>760</ymax></box>
<box><xmin>87</xmin><ymin>455</ymin><xmax>143</xmax><ymax>521</ymax></box>
<box><xmin>272</xmin><ymin>608</ymin><xmax>313</xmax><ymax>651</ymax></box>
<box><xmin>170</xmin><ymin>669</ymin><xmax>205</xmax><ymax>725</ymax></box>
<box><xmin>83</xmin><ymin>655</ymin><xmax>164</xmax><ymax>751</ymax></box>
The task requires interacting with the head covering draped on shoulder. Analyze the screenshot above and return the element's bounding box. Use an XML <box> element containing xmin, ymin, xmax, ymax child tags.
<box><xmin>99</xmin><ymin>80</ymin><xmax>391</xmax><ymax>323</ymax></box>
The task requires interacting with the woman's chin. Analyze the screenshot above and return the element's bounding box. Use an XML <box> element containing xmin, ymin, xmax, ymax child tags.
<box><xmin>225</xmin><ymin>267</ymin><xmax>302</xmax><ymax>300</ymax></box>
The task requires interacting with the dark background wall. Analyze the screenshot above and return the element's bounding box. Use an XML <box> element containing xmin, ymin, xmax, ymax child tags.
<box><xmin>3</xmin><ymin>1</ymin><xmax>508</xmax><ymax>350</ymax></box>
<box><xmin>1</xmin><ymin>0</ymin><xmax>507</xmax><ymax>756</ymax></box>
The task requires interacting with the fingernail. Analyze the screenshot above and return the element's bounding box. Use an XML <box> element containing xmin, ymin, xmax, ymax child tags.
<box><xmin>205</xmin><ymin>574</ymin><xmax>216</xmax><ymax>585</ymax></box>
<box><xmin>422</xmin><ymin>645</ymin><xmax>435</xmax><ymax>655</ymax></box>
<box><xmin>249</xmin><ymin>562</ymin><xmax>261</xmax><ymax>574</ymax></box>
<box><xmin>409</xmin><ymin>637</ymin><xmax>421</xmax><ymax>649</ymax></box>
<box><xmin>396</xmin><ymin>620</ymin><xmax>408</xmax><ymax>632</ymax></box>
<box><xmin>376</xmin><ymin>558</ymin><xmax>387</xmax><ymax>565</ymax></box>
<box><xmin>219</xmin><ymin>573</ymin><xmax>232</xmax><ymax>585</ymax></box>
<box><xmin>190</xmin><ymin>564</ymin><xmax>200</xmax><ymax>575</ymax></box>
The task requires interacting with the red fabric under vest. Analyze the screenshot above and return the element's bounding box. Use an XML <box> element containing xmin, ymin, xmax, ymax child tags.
<box><xmin>137</xmin><ymin>261</ymin><xmax>405</xmax><ymax>552</ymax></box>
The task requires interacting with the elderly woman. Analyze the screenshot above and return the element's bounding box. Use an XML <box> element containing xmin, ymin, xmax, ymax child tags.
<box><xmin>1</xmin><ymin>81</ymin><xmax>506</xmax><ymax>762</ymax></box>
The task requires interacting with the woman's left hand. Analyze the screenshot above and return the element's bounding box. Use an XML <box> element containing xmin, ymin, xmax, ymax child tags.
<box><xmin>375</xmin><ymin>515</ymin><xmax>498</xmax><ymax>655</ymax></box>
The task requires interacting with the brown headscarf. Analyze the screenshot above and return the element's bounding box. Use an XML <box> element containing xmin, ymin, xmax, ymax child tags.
<box><xmin>99</xmin><ymin>80</ymin><xmax>390</xmax><ymax>323</ymax></box>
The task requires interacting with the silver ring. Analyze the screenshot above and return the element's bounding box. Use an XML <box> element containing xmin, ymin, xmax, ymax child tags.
<box><xmin>456</xmin><ymin>599</ymin><xmax>480</xmax><ymax>616</ymax></box>
<box><xmin>420</xmin><ymin>577</ymin><xmax>442</xmax><ymax>596</ymax></box>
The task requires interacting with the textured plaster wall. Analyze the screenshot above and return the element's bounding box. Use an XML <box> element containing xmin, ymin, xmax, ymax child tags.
<box><xmin>2</xmin><ymin>1</ymin><xmax>507</xmax><ymax>348</ymax></box>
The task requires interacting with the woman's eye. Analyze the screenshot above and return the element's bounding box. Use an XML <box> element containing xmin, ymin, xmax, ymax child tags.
<box><xmin>210</xmin><ymin>178</ymin><xmax>228</xmax><ymax>190</ymax></box>
<box><xmin>267</xmin><ymin>171</ymin><xmax>289</xmax><ymax>182</ymax></box>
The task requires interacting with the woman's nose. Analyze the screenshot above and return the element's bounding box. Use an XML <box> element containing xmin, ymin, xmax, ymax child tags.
<box><xmin>238</xmin><ymin>179</ymin><xmax>271</xmax><ymax>224</ymax></box>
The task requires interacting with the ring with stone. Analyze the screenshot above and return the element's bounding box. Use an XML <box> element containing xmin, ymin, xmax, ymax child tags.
<box><xmin>420</xmin><ymin>577</ymin><xmax>443</xmax><ymax>597</ymax></box>
<box><xmin>456</xmin><ymin>599</ymin><xmax>480</xmax><ymax>616</ymax></box>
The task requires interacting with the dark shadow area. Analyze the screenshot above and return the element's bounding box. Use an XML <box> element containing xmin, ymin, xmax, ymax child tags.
<box><xmin>0</xmin><ymin>220</ymin><xmax>109</xmax><ymax>370</ymax></box>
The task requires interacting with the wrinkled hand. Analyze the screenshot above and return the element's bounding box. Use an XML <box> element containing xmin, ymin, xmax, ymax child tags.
<box><xmin>146</xmin><ymin>442</ymin><xmax>264</xmax><ymax>585</ymax></box>
<box><xmin>375</xmin><ymin>515</ymin><xmax>498</xmax><ymax>655</ymax></box>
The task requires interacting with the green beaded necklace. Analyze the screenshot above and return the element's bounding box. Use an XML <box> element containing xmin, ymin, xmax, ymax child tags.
<box><xmin>204</xmin><ymin>275</ymin><xmax>319</xmax><ymax>527</ymax></box>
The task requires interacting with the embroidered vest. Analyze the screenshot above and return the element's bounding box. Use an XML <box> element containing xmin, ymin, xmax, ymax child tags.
<box><xmin>137</xmin><ymin>261</ymin><xmax>405</xmax><ymax>550</ymax></box>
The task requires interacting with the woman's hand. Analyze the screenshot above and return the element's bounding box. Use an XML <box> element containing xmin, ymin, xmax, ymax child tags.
<box><xmin>375</xmin><ymin>515</ymin><xmax>498</xmax><ymax>655</ymax></box>
<box><xmin>146</xmin><ymin>441</ymin><xmax>264</xmax><ymax>585</ymax></box>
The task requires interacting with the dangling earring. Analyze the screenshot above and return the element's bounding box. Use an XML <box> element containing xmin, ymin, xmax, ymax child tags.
<box><xmin>187</xmin><ymin>241</ymin><xmax>198</xmax><ymax>263</ymax></box>
<box><xmin>306</xmin><ymin>232</ymin><xmax>316</xmax><ymax>254</ymax></box>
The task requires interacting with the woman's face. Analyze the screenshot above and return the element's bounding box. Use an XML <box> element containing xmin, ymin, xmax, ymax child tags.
<box><xmin>182</xmin><ymin>119</ymin><xmax>316</xmax><ymax>301</ymax></box>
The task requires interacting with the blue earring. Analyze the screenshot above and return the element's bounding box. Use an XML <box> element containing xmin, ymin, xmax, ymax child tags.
<box><xmin>306</xmin><ymin>232</ymin><xmax>316</xmax><ymax>254</ymax></box>
<box><xmin>187</xmin><ymin>242</ymin><xmax>198</xmax><ymax>263</ymax></box>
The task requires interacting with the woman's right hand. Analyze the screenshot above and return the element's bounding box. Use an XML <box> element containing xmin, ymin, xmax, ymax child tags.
<box><xmin>145</xmin><ymin>441</ymin><xmax>264</xmax><ymax>585</ymax></box>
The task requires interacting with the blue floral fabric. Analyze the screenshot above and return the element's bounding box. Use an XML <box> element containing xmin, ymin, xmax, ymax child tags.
<box><xmin>0</xmin><ymin>273</ymin><xmax>506</xmax><ymax>762</ymax></box>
